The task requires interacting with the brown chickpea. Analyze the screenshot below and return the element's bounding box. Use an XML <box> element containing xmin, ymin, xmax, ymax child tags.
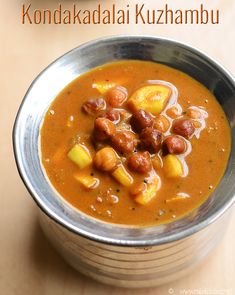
<box><xmin>106</xmin><ymin>86</ymin><xmax>128</xmax><ymax>107</ymax></box>
<box><xmin>140</xmin><ymin>127</ymin><xmax>163</xmax><ymax>153</ymax></box>
<box><xmin>172</xmin><ymin>119</ymin><xmax>195</xmax><ymax>139</ymax></box>
<box><xmin>127</xmin><ymin>151</ymin><xmax>152</xmax><ymax>174</ymax></box>
<box><xmin>154</xmin><ymin>115</ymin><xmax>170</xmax><ymax>133</ymax></box>
<box><xmin>94</xmin><ymin>147</ymin><xmax>118</xmax><ymax>172</ymax></box>
<box><xmin>130</xmin><ymin>109</ymin><xmax>153</xmax><ymax>132</ymax></box>
<box><xmin>82</xmin><ymin>98</ymin><xmax>106</xmax><ymax>115</ymax></box>
<box><xmin>111</xmin><ymin>131</ymin><xmax>137</xmax><ymax>154</ymax></box>
<box><xmin>162</xmin><ymin>136</ymin><xmax>186</xmax><ymax>155</ymax></box>
<box><xmin>93</xmin><ymin>117</ymin><xmax>116</xmax><ymax>141</ymax></box>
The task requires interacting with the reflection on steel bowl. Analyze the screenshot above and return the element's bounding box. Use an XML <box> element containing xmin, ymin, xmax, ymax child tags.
<box><xmin>13</xmin><ymin>36</ymin><xmax>235</xmax><ymax>288</ymax></box>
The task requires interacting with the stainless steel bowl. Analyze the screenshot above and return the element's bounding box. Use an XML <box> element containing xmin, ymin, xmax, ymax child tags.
<box><xmin>13</xmin><ymin>36</ymin><xmax>235</xmax><ymax>287</ymax></box>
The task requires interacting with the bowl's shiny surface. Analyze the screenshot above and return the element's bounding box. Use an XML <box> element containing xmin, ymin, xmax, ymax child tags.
<box><xmin>13</xmin><ymin>36</ymin><xmax>235</xmax><ymax>246</ymax></box>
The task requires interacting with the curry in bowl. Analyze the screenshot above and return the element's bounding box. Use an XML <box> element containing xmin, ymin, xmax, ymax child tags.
<box><xmin>40</xmin><ymin>60</ymin><xmax>230</xmax><ymax>226</ymax></box>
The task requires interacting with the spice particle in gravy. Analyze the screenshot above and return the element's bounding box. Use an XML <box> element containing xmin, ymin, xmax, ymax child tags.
<box><xmin>40</xmin><ymin>60</ymin><xmax>231</xmax><ymax>226</ymax></box>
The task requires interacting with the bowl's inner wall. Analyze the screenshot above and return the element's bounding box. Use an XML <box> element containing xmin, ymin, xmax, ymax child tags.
<box><xmin>14</xmin><ymin>37</ymin><xmax>235</xmax><ymax>245</ymax></box>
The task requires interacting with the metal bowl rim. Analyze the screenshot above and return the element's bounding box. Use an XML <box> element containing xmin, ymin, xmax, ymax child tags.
<box><xmin>12</xmin><ymin>35</ymin><xmax>235</xmax><ymax>246</ymax></box>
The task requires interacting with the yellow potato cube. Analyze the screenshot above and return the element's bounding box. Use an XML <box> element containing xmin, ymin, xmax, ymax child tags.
<box><xmin>74</xmin><ymin>175</ymin><xmax>99</xmax><ymax>189</ymax></box>
<box><xmin>112</xmin><ymin>165</ymin><xmax>133</xmax><ymax>187</ymax></box>
<box><xmin>163</xmin><ymin>155</ymin><xmax>183</xmax><ymax>178</ymax></box>
<box><xmin>134</xmin><ymin>178</ymin><xmax>159</xmax><ymax>205</ymax></box>
<box><xmin>67</xmin><ymin>144</ymin><xmax>92</xmax><ymax>169</ymax></box>
<box><xmin>128</xmin><ymin>85</ymin><xmax>171</xmax><ymax>115</ymax></box>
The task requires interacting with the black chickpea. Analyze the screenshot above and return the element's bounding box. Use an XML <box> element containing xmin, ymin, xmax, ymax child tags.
<box><xmin>100</xmin><ymin>109</ymin><xmax>120</xmax><ymax>123</ymax></box>
<box><xmin>130</xmin><ymin>109</ymin><xmax>154</xmax><ymax>132</ymax></box>
<box><xmin>93</xmin><ymin>117</ymin><xmax>116</xmax><ymax>141</ymax></box>
<box><xmin>162</xmin><ymin>136</ymin><xmax>186</xmax><ymax>155</ymax></box>
<box><xmin>127</xmin><ymin>151</ymin><xmax>152</xmax><ymax>174</ymax></box>
<box><xmin>111</xmin><ymin>131</ymin><xmax>138</xmax><ymax>154</ymax></box>
<box><xmin>140</xmin><ymin>127</ymin><xmax>163</xmax><ymax>153</ymax></box>
<box><xmin>172</xmin><ymin>119</ymin><xmax>195</xmax><ymax>139</ymax></box>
